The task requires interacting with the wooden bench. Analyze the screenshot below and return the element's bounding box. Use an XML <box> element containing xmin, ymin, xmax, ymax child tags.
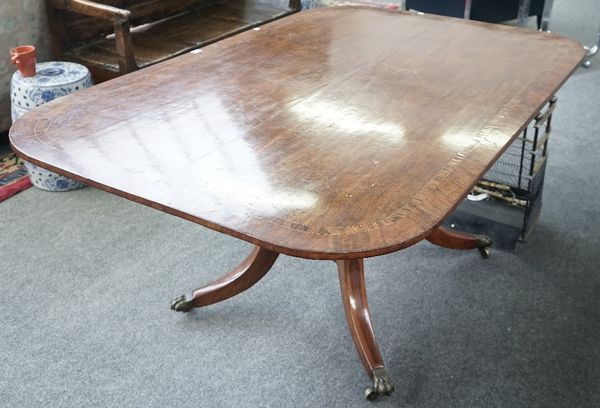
<box><xmin>45</xmin><ymin>0</ymin><xmax>301</xmax><ymax>82</ymax></box>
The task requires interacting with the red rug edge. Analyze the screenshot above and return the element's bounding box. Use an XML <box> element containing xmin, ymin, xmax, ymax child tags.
<box><xmin>0</xmin><ymin>176</ymin><xmax>32</xmax><ymax>203</ymax></box>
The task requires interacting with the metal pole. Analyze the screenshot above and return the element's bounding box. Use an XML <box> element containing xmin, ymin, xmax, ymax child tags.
<box><xmin>517</xmin><ymin>0</ymin><xmax>532</xmax><ymax>28</ymax></box>
<box><xmin>464</xmin><ymin>0</ymin><xmax>472</xmax><ymax>20</ymax></box>
<box><xmin>583</xmin><ymin>20</ymin><xmax>600</xmax><ymax>67</ymax></box>
<box><xmin>539</xmin><ymin>0</ymin><xmax>554</xmax><ymax>31</ymax></box>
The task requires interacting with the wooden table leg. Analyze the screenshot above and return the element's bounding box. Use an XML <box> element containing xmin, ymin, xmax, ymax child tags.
<box><xmin>426</xmin><ymin>226</ymin><xmax>492</xmax><ymax>258</ymax></box>
<box><xmin>337</xmin><ymin>259</ymin><xmax>394</xmax><ymax>400</ymax></box>
<box><xmin>170</xmin><ymin>246</ymin><xmax>279</xmax><ymax>312</ymax></box>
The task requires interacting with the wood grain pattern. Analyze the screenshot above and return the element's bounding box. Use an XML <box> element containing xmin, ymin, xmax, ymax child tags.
<box><xmin>10</xmin><ymin>7</ymin><xmax>584</xmax><ymax>260</ymax></box>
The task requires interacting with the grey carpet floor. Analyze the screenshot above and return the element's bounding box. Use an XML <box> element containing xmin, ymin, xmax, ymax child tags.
<box><xmin>1</xmin><ymin>1</ymin><xmax>599</xmax><ymax>407</ymax></box>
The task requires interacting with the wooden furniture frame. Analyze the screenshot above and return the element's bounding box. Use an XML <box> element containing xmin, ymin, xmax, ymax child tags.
<box><xmin>45</xmin><ymin>0</ymin><xmax>301</xmax><ymax>82</ymax></box>
<box><xmin>10</xmin><ymin>7</ymin><xmax>584</xmax><ymax>400</ymax></box>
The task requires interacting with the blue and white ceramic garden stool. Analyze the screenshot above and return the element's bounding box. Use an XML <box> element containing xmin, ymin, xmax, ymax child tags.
<box><xmin>11</xmin><ymin>61</ymin><xmax>93</xmax><ymax>191</ymax></box>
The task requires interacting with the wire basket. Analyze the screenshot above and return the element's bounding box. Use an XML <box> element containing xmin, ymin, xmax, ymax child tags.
<box><xmin>474</xmin><ymin>96</ymin><xmax>557</xmax><ymax>239</ymax></box>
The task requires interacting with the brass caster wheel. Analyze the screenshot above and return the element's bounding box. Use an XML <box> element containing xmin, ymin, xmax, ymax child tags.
<box><xmin>478</xmin><ymin>246</ymin><xmax>491</xmax><ymax>259</ymax></box>
<box><xmin>170</xmin><ymin>292</ymin><xmax>194</xmax><ymax>312</ymax></box>
<box><xmin>364</xmin><ymin>367</ymin><xmax>394</xmax><ymax>400</ymax></box>
<box><xmin>475</xmin><ymin>234</ymin><xmax>492</xmax><ymax>259</ymax></box>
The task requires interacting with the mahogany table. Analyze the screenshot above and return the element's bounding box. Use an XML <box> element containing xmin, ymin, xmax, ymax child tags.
<box><xmin>9</xmin><ymin>7</ymin><xmax>584</xmax><ymax>400</ymax></box>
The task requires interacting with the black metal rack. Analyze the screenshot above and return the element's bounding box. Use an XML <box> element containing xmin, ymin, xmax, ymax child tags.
<box><xmin>445</xmin><ymin>97</ymin><xmax>557</xmax><ymax>251</ymax></box>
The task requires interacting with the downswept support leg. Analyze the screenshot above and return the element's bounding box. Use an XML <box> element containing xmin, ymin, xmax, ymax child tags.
<box><xmin>337</xmin><ymin>259</ymin><xmax>394</xmax><ymax>400</ymax></box>
<box><xmin>171</xmin><ymin>246</ymin><xmax>279</xmax><ymax>312</ymax></box>
<box><xmin>426</xmin><ymin>226</ymin><xmax>492</xmax><ymax>258</ymax></box>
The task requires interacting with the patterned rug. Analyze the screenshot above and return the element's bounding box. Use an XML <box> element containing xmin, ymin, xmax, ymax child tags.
<box><xmin>0</xmin><ymin>152</ymin><xmax>32</xmax><ymax>202</ymax></box>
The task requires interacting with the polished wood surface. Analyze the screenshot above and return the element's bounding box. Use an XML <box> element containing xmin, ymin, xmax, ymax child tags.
<box><xmin>10</xmin><ymin>7</ymin><xmax>584</xmax><ymax>259</ymax></box>
<box><xmin>170</xmin><ymin>245</ymin><xmax>279</xmax><ymax>311</ymax></box>
<box><xmin>427</xmin><ymin>226</ymin><xmax>485</xmax><ymax>250</ymax></box>
<box><xmin>337</xmin><ymin>259</ymin><xmax>384</xmax><ymax>378</ymax></box>
<box><xmin>337</xmin><ymin>258</ymin><xmax>394</xmax><ymax>398</ymax></box>
<box><xmin>427</xmin><ymin>225</ymin><xmax>492</xmax><ymax>257</ymax></box>
<box><xmin>46</xmin><ymin>0</ymin><xmax>299</xmax><ymax>80</ymax></box>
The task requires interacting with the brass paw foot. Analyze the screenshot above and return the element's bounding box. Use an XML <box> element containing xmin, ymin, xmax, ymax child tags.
<box><xmin>365</xmin><ymin>367</ymin><xmax>394</xmax><ymax>400</ymax></box>
<box><xmin>170</xmin><ymin>293</ymin><xmax>194</xmax><ymax>312</ymax></box>
<box><xmin>476</xmin><ymin>234</ymin><xmax>492</xmax><ymax>259</ymax></box>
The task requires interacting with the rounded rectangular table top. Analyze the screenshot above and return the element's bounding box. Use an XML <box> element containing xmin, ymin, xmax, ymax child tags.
<box><xmin>9</xmin><ymin>7</ymin><xmax>584</xmax><ymax>259</ymax></box>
